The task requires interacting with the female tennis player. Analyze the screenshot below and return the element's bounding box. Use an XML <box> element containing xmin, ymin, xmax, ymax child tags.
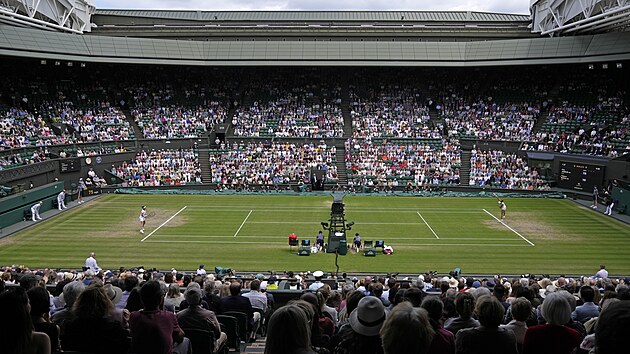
<box><xmin>139</xmin><ymin>206</ymin><xmax>147</xmax><ymax>234</ymax></box>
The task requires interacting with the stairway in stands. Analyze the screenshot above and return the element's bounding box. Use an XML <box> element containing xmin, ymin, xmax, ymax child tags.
<box><xmin>532</xmin><ymin>110</ymin><xmax>548</xmax><ymax>133</ymax></box>
<box><xmin>334</xmin><ymin>142</ymin><xmax>348</xmax><ymax>185</ymax></box>
<box><xmin>532</xmin><ymin>83</ymin><xmax>560</xmax><ymax>134</ymax></box>
<box><xmin>198</xmin><ymin>148</ymin><xmax>212</xmax><ymax>184</ymax></box>
<box><xmin>428</xmin><ymin>108</ymin><xmax>445</xmax><ymax>135</ymax></box>
<box><xmin>340</xmin><ymin>84</ymin><xmax>353</xmax><ymax>138</ymax></box>
<box><xmin>121</xmin><ymin>108</ymin><xmax>142</xmax><ymax>140</ymax></box>
<box><xmin>460</xmin><ymin>149</ymin><xmax>472</xmax><ymax>186</ymax></box>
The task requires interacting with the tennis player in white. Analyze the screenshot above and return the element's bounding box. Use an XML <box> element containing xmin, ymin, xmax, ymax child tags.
<box><xmin>498</xmin><ymin>199</ymin><xmax>507</xmax><ymax>219</ymax></box>
<box><xmin>139</xmin><ymin>206</ymin><xmax>147</xmax><ymax>233</ymax></box>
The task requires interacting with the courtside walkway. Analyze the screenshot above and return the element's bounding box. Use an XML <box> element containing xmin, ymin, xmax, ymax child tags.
<box><xmin>0</xmin><ymin>194</ymin><xmax>103</xmax><ymax>239</ymax></box>
<box><xmin>569</xmin><ymin>197</ymin><xmax>630</xmax><ymax>225</ymax></box>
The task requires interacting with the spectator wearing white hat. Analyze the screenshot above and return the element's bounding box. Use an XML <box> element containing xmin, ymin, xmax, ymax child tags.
<box><xmin>308</xmin><ymin>271</ymin><xmax>325</xmax><ymax>291</ymax></box>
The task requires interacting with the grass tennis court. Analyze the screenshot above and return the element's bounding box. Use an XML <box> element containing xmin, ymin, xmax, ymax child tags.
<box><xmin>1</xmin><ymin>194</ymin><xmax>629</xmax><ymax>276</ymax></box>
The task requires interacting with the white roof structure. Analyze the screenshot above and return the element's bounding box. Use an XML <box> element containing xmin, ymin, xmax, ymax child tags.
<box><xmin>531</xmin><ymin>0</ymin><xmax>630</xmax><ymax>36</ymax></box>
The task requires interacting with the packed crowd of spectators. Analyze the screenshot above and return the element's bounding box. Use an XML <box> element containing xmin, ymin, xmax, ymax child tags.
<box><xmin>469</xmin><ymin>148</ymin><xmax>549</xmax><ymax>190</ymax></box>
<box><xmin>132</xmin><ymin>104</ymin><xmax>227</xmax><ymax>139</ymax></box>
<box><xmin>441</xmin><ymin>101</ymin><xmax>539</xmax><ymax>142</ymax></box>
<box><xmin>232</xmin><ymin>83</ymin><xmax>344</xmax><ymax>138</ymax></box>
<box><xmin>113</xmin><ymin>149</ymin><xmax>201</xmax><ymax>186</ymax></box>
<box><xmin>0</xmin><ymin>108</ymin><xmax>67</xmax><ymax>149</ymax></box>
<box><xmin>52</xmin><ymin>103</ymin><xmax>132</xmax><ymax>143</ymax></box>
<box><xmin>345</xmin><ymin>138</ymin><xmax>461</xmax><ymax>188</ymax></box>
<box><xmin>209</xmin><ymin>141</ymin><xmax>337</xmax><ymax>186</ymax></box>
<box><xmin>1</xmin><ymin>261</ymin><xmax>629</xmax><ymax>354</ymax></box>
<box><xmin>349</xmin><ymin>85</ymin><xmax>440</xmax><ymax>139</ymax></box>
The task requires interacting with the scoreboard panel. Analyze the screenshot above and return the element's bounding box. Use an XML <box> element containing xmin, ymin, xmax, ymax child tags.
<box><xmin>558</xmin><ymin>161</ymin><xmax>605</xmax><ymax>191</ymax></box>
<box><xmin>59</xmin><ymin>158</ymin><xmax>81</xmax><ymax>173</ymax></box>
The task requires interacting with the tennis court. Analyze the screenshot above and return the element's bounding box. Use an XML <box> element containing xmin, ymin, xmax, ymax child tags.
<box><xmin>1</xmin><ymin>194</ymin><xmax>629</xmax><ymax>275</ymax></box>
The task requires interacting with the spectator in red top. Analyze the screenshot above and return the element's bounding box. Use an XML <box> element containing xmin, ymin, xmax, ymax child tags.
<box><xmin>129</xmin><ymin>280</ymin><xmax>190</xmax><ymax>354</ymax></box>
<box><xmin>522</xmin><ymin>292</ymin><xmax>581</xmax><ymax>354</ymax></box>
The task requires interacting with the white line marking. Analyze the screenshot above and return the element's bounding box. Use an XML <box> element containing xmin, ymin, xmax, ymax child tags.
<box><xmin>134</xmin><ymin>234</ymin><xmax>528</xmax><ymax>241</ymax></box>
<box><xmin>247</xmin><ymin>221</ymin><xmax>425</xmax><ymax>225</ymax></box>
<box><xmin>417</xmin><ymin>211</ymin><xmax>439</xmax><ymax>239</ymax></box>
<box><xmin>233</xmin><ymin>210</ymin><xmax>253</xmax><ymax>238</ymax></box>
<box><xmin>144</xmin><ymin>240</ymin><xmax>530</xmax><ymax>247</ymax></box>
<box><xmin>94</xmin><ymin>203</ymin><xmax>486</xmax><ymax>213</ymax></box>
<box><xmin>141</xmin><ymin>206</ymin><xmax>187</xmax><ymax>242</ymax></box>
<box><xmin>482</xmin><ymin>209</ymin><xmax>535</xmax><ymax>246</ymax></box>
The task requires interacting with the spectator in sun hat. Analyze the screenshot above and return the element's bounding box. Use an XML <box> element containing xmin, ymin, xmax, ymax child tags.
<box><xmin>333</xmin><ymin>296</ymin><xmax>386</xmax><ymax>354</ymax></box>
<box><xmin>51</xmin><ymin>281</ymin><xmax>86</xmax><ymax>327</ymax></box>
<box><xmin>103</xmin><ymin>283</ymin><xmax>123</xmax><ymax>306</ymax></box>
<box><xmin>447</xmin><ymin>278</ymin><xmax>459</xmax><ymax>289</ymax></box>
<box><xmin>103</xmin><ymin>283</ymin><xmax>129</xmax><ymax>328</ymax></box>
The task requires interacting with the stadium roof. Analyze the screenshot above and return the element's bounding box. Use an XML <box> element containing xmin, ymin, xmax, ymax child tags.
<box><xmin>93</xmin><ymin>10</ymin><xmax>530</xmax><ymax>23</ymax></box>
<box><xmin>1</xmin><ymin>23</ymin><xmax>629</xmax><ymax>66</ymax></box>
<box><xmin>90</xmin><ymin>10</ymin><xmax>534</xmax><ymax>40</ymax></box>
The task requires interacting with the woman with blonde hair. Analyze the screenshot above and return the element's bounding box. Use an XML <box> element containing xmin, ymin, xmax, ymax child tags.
<box><xmin>163</xmin><ymin>283</ymin><xmax>184</xmax><ymax>312</ymax></box>
<box><xmin>316</xmin><ymin>284</ymin><xmax>338</xmax><ymax>322</ymax></box>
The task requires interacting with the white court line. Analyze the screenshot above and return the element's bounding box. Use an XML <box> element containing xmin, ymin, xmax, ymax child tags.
<box><xmin>141</xmin><ymin>206</ymin><xmax>187</xmax><ymax>242</ymax></box>
<box><xmin>95</xmin><ymin>203</ymin><xmax>485</xmax><ymax>213</ymax></box>
<box><xmin>144</xmin><ymin>234</ymin><xmax>527</xmax><ymax>241</ymax></box>
<box><xmin>247</xmin><ymin>221</ymin><xmax>425</xmax><ymax>225</ymax></box>
<box><xmin>233</xmin><ymin>210</ymin><xmax>253</xmax><ymax>238</ymax></box>
<box><xmin>483</xmin><ymin>209</ymin><xmax>535</xmax><ymax>246</ymax></box>
<box><xmin>417</xmin><ymin>211</ymin><xmax>439</xmax><ymax>239</ymax></box>
<box><xmin>144</xmin><ymin>240</ymin><xmax>530</xmax><ymax>247</ymax></box>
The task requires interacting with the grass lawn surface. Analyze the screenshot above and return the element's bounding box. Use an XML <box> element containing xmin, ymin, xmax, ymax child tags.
<box><xmin>1</xmin><ymin>194</ymin><xmax>629</xmax><ymax>276</ymax></box>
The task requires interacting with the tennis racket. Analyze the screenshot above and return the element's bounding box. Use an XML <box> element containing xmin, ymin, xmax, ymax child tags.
<box><xmin>147</xmin><ymin>211</ymin><xmax>156</xmax><ymax>218</ymax></box>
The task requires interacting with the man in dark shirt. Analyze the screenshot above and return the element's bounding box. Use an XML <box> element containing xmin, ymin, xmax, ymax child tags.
<box><xmin>129</xmin><ymin>280</ymin><xmax>190</xmax><ymax>354</ymax></box>
<box><xmin>177</xmin><ymin>286</ymin><xmax>226</xmax><ymax>353</ymax></box>
<box><xmin>220</xmin><ymin>281</ymin><xmax>260</xmax><ymax>341</ymax></box>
